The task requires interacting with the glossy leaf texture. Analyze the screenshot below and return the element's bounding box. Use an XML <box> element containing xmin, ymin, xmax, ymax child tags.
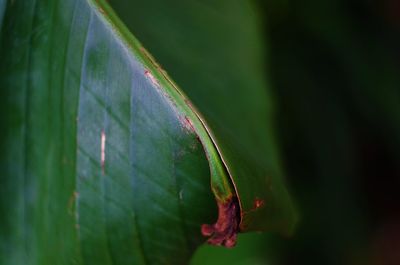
<box><xmin>0</xmin><ymin>0</ymin><xmax>217</xmax><ymax>264</ymax></box>
<box><xmin>108</xmin><ymin>0</ymin><xmax>297</xmax><ymax>233</ymax></box>
<box><xmin>0</xmin><ymin>0</ymin><xmax>296</xmax><ymax>264</ymax></box>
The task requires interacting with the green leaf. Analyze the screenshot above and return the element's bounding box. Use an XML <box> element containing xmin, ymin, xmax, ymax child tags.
<box><xmin>0</xmin><ymin>0</ymin><xmax>296</xmax><ymax>264</ymax></box>
<box><xmin>0</xmin><ymin>0</ymin><xmax>218</xmax><ymax>264</ymax></box>
<box><xmin>108</xmin><ymin>0</ymin><xmax>297</xmax><ymax>233</ymax></box>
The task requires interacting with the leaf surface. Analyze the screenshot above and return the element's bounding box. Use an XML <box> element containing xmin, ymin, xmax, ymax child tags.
<box><xmin>108</xmin><ymin>0</ymin><xmax>297</xmax><ymax>233</ymax></box>
<box><xmin>0</xmin><ymin>1</ymin><xmax>219</xmax><ymax>264</ymax></box>
<box><xmin>0</xmin><ymin>0</ymin><xmax>296</xmax><ymax>264</ymax></box>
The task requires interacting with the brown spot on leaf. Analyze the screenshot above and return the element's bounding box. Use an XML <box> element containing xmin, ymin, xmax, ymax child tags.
<box><xmin>144</xmin><ymin>69</ymin><xmax>160</xmax><ymax>87</ymax></box>
<box><xmin>253</xmin><ymin>198</ymin><xmax>265</xmax><ymax>209</ymax></box>
<box><xmin>180</xmin><ymin>116</ymin><xmax>195</xmax><ymax>133</ymax></box>
<box><xmin>201</xmin><ymin>197</ymin><xmax>240</xmax><ymax>248</ymax></box>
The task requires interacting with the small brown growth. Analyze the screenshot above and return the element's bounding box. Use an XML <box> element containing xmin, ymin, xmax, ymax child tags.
<box><xmin>201</xmin><ymin>197</ymin><xmax>240</xmax><ymax>248</ymax></box>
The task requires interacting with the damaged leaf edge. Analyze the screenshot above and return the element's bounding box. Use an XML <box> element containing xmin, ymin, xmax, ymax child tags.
<box><xmin>89</xmin><ymin>0</ymin><xmax>243</xmax><ymax>247</ymax></box>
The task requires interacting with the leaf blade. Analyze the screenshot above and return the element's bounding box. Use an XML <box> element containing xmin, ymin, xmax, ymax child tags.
<box><xmin>108</xmin><ymin>0</ymin><xmax>298</xmax><ymax>234</ymax></box>
<box><xmin>0</xmin><ymin>0</ymin><xmax>222</xmax><ymax>264</ymax></box>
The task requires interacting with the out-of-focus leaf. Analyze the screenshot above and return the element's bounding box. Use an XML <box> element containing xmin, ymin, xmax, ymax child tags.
<box><xmin>255</xmin><ymin>1</ymin><xmax>400</xmax><ymax>264</ymax></box>
<box><xmin>191</xmin><ymin>233</ymin><xmax>279</xmax><ymax>265</ymax></box>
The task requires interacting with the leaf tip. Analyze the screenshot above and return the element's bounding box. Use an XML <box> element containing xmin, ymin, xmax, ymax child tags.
<box><xmin>201</xmin><ymin>196</ymin><xmax>240</xmax><ymax>248</ymax></box>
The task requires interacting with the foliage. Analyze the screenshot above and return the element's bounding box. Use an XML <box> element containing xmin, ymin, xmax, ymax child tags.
<box><xmin>0</xmin><ymin>0</ymin><xmax>297</xmax><ymax>264</ymax></box>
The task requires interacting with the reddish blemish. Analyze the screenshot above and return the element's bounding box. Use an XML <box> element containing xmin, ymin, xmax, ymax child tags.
<box><xmin>184</xmin><ymin>116</ymin><xmax>195</xmax><ymax>131</ymax></box>
<box><xmin>180</xmin><ymin>116</ymin><xmax>195</xmax><ymax>133</ymax></box>
<box><xmin>253</xmin><ymin>198</ymin><xmax>265</xmax><ymax>209</ymax></box>
<box><xmin>144</xmin><ymin>69</ymin><xmax>160</xmax><ymax>87</ymax></box>
<box><xmin>201</xmin><ymin>197</ymin><xmax>240</xmax><ymax>248</ymax></box>
<box><xmin>184</xmin><ymin>98</ymin><xmax>193</xmax><ymax>107</ymax></box>
<box><xmin>238</xmin><ymin>198</ymin><xmax>266</xmax><ymax>230</ymax></box>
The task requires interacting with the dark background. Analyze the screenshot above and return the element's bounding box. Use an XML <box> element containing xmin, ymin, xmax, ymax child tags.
<box><xmin>192</xmin><ymin>0</ymin><xmax>400</xmax><ymax>264</ymax></box>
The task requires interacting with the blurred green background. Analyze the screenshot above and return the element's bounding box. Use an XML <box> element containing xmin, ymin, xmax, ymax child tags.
<box><xmin>191</xmin><ymin>0</ymin><xmax>400</xmax><ymax>264</ymax></box>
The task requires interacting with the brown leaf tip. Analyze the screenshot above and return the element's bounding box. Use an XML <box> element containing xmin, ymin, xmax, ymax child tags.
<box><xmin>201</xmin><ymin>197</ymin><xmax>240</xmax><ymax>248</ymax></box>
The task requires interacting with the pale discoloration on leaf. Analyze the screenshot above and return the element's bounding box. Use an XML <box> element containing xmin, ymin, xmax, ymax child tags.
<box><xmin>101</xmin><ymin>129</ymin><xmax>106</xmax><ymax>175</ymax></box>
<box><xmin>144</xmin><ymin>69</ymin><xmax>160</xmax><ymax>87</ymax></box>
